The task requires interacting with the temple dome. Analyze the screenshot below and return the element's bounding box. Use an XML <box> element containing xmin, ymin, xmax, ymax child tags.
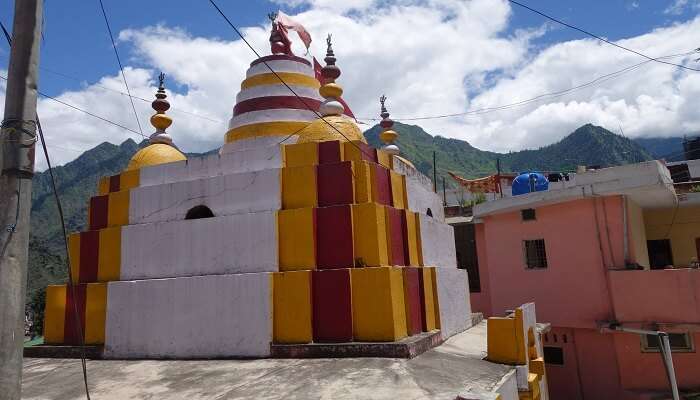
<box><xmin>126</xmin><ymin>143</ymin><xmax>186</xmax><ymax>171</ymax></box>
<box><xmin>296</xmin><ymin>115</ymin><xmax>366</xmax><ymax>144</ymax></box>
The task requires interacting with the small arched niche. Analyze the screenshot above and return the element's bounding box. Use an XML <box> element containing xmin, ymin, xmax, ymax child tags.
<box><xmin>185</xmin><ymin>205</ymin><xmax>215</xmax><ymax>220</ymax></box>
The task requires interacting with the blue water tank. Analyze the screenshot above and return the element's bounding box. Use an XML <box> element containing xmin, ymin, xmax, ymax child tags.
<box><xmin>512</xmin><ymin>172</ymin><xmax>549</xmax><ymax>196</ymax></box>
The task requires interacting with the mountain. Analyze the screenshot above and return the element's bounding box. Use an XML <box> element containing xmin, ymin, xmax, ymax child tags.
<box><xmin>25</xmin><ymin>122</ymin><xmax>654</xmax><ymax>311</ymax></box>
<box><xmin>366</xmin><ymin>122</ymin><xmax>653</xmax><ymax>180</ymax></box>
<box><xmin>633</xmin><ymin>137</ymin><xmax>685</xmax><ymax>161</ymax></box>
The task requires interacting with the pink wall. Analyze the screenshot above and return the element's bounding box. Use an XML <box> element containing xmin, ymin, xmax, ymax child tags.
<box><xmin>614</xmin><ymin>332</ymin><xmax>700</xmax><ymax>391</ymax></box>
<box><xmin>609</xmin><ymin>269</ymin><xmax>700</xmax><ymax>324</ymax></box>
<box><xmin>471</xmin><ymin>223</ymin><xmax>493</xmax><ymax>316</ymax></box>
<box><xmin>542</xmin><ymin>327</ymin><xmax>583</xmax><ymax>400</ymax></box>
<box><xmin>479</xmin><ymin>197</ymin><xmax>625</xmax><ymax>328</ymax></box>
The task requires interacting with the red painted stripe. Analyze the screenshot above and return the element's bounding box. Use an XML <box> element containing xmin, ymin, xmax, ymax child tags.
<box><xmin>400</xmin><ymin>210</ymin><xmax>411</xmax><ymax>264</ymax></box>
<box><xmin>374</xmin><ymin>164</ymin><xmax>393</xmax><ymax>206</ymax></box>
<box><xmin>63</xmin><ymin>284</ymin><xmax>87</xmax><ymax>345</ymax></box>
<box><xmin>233</xmin><ymin>96</ymin><xmax>321</xmax><ymax>116</ymax></box>
<box><xmin>89</xmin><ymin>195</ymin><xmax>109</xmax><ymax>230</ymax></box>
<box><xmin>312</xmin><ymin>269</ymin><xmax>353</xmax><ymax>342</ymax></box>
<box><xmin>251</xmin><ymin>54</ymin><xmax>311</xmax><ymax>67</ymax></box>
<box><xmin>318</xmin><ymin>140</ymin><xmax>342</xmax><ymax>164</ymax></box>
<box><xmin>355</xmin><ymin>142</ymin><xmax>378</xmax><ymax>163</ymax></box>
<box><xmin>317</xmin><ymin>162</ymin><xmax>354</xmax><ymax>207</ymax></box>
<box><xmin>109</xmin><ymin>175</ymin><xmax>120</xmax><ymax>192</ymax></box>
<box><xmin>316</xmin><ymin>205</ymin><xmax>354</xmax><ymax>269</ymax></box>
<box><xmin>79</xmin><ymin>230</ymin><xmax>99</xmax><ymax>283</ymax></box>
<box><xmin>386</xmin><ymin>207</ymin><xmax>406</xmax><ymax>266</ymax></box>
<box><xmin>403</xmin><ymin>267</ymin><xmax>423</xmax><ymax>336</ymax></box>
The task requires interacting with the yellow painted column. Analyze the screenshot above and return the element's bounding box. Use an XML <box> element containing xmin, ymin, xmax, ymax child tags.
<box><xmin>67</xmin><ymin>233</ymin><xmax>81</xmax><ymax>282</ymax></box>
<box><xmin>390</xmin><ymin>171</ymin><xmax>407</xmax><ymax>210</ymax></box>
<box><xmin>354</xmin><ymin>161</ymin><xmax>372</xmax><ymax>204</ymax></box>
<box><xmin>421</xmin><ymin>267</ymin><xmax>437</xmax><ymax>331</ymax></box>
<box><xmin>272</xmin><ymin>271</ymin><xmax>313</xmax><ymax>343</ymax></box>
<box><xmin>377</xmin><ymin>149</ymin><xmax>392</xmax><ymax>170</ymax></box>
<box><xmin>431</xmin><ymin>267</ymin><xmax>441</xmax><ymax>329</ymax></box>
<box><xmin>84</xmin><ymin>283</ymin><xmax>108</xmax><ymax>344</ymax></box>
<box><xmin>352</xmin><ymin>203</ymin><xmax>389</xmax><ymax>267</ymax></box>
<box><xmin>278</xmin><ymin>208</ymin><xmax>316</xmax><ymax>271</ymax></box>
<box><xmin>98</xmin><ymin>226</ymin><xmax>121</xmax><ymax>282</ymax></box>
<box><xmin>282</xmin><ymin>165</ymin><xmax>317</xmax><ymax>209</ymax></box>
<box><xmin>97</xmin><ymin>176</ymin><xmax>110</xmax><ymax>195</ymax></box>
<box><xmin>43</xmin><ymin>285</ymin><xmax>67</xmax><ymax>344</ymax></box>
<box><xmin>283</xmin><ymin>142</ymin><xmax>318</xmax><ymax>167</ymax></box>
<box><xmin>107</xmin><ymin>190</ymin><xmax>130</xmax><ymax>227</ymax></box>
<box><xmin>351</xmin><ymin>266</ymin><xmax>407</xmax><ymax>341</ymax></box>
<box><xmin>119</xmin><ymin>169</ymin><xmax>140</xmax><ymax>191</ymax></box>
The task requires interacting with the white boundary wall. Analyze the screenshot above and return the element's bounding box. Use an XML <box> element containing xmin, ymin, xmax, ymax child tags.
<box><xmin>435</xmin><ymin>268</ymin><xmax>471</xmax><ymax>339</ymax></box>
<box><xmin>104</xmin><ymin>273</ymin><xmax>272</xmax><ymax>358</ymax></box>
<box><xmin>121</xmin><ymin>211</ymin><xmax>278</xmax><ymax>280</ymax></box>
<box><xmin>418</xmin><ymin>214</ymin><xmax>457</xmax><ymax>268</ymax></box>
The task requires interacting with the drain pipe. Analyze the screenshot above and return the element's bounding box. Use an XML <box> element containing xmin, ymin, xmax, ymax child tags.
<box><xmin>608</xmin><ymin>324</ymin><xmax>680</xmax><ymax>400</ymax></box>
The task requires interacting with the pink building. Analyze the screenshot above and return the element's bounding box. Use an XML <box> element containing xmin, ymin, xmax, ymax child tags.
<box><xmin>469</xmin><ymin>161</ymin><xmax>700</xmax><ymax>399</ymax></box>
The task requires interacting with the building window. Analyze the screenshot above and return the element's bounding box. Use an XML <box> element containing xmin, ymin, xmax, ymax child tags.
<box><xmin>543</xmin><ymin>346</ymin><xmax>564</xmax><ymax>365</ymax></box>
<box><xmin>524</xmin><ymin>239</ymin><xmax>548</xmax><ymax>269</ymax></box>
<box><xmin>647</xmin><ymin>239</ymin><xmax>674</xmax><ymax>269</ymax></box>
<box><xmin>185</xmin><ymin>205</ymin><xmax>215</xmax><ymax>220</ymax></box>
<box><xmin>641</xmin><ymin>333</ymin><xmax>694</xmax><ymax>353</ymax></box>
<box><xmin>521</xmin><ymin>208</ymin><xmax>536</xmax><ymax>221</ymax></box>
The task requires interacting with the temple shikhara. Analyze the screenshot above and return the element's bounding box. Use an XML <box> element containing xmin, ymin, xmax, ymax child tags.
<box><xmin>38</xmin><ymin>14</ymin><xmax>548</xmax><ymax>400</ymax></box>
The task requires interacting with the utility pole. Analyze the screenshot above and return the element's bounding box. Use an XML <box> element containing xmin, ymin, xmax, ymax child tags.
<box><xmin>0</xmin><ymin>1</ymin><xmax>43</xmax><ymax>399</ymax></box>
<box><xmin>432</xmin><ymin>151</ymin><xmax>437</xmax><ymax>193</ymax></box>
<box><xmin>496</xmin><ymin>158</ymin><xmax>503</xmax><ymax>199</ymax></box>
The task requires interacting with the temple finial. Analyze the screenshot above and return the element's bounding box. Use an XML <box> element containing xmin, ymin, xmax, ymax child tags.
<box><xmin>149</xmin><ymin>72</ymin><xmax>174</xmax><ymax>145</ymax></box>
<box><xmin>318</xmin><ymin>33</ymin><xmax>344</xmax><ymax>116</ymax></box>
<box><xmin>379</xmin><ymin>95</ymin><xmax>399</xmax><ymax>155</ymax></box>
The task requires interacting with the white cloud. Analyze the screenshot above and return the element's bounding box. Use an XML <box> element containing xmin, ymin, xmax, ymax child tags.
<box><xmin>8</xmin><ymin>0</ymin><xmax>700</xmax><ymax>170</ymax></box>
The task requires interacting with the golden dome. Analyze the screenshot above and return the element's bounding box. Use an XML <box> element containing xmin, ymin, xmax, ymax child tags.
<box><xmin>295</xmin><ymin>115</ymin><xmax>367</xmax><ymax>144</ymax></box>
<box><xmin>126</xmin><ymin>143</ymin><xmax>186</xmax><ymax>171</ymax></box>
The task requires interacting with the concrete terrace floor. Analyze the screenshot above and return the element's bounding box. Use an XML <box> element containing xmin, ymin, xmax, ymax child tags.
<box><xmin>21</xmin><ymin>322</ymin><xmax>512</xmax><ymax>400</ymax></box>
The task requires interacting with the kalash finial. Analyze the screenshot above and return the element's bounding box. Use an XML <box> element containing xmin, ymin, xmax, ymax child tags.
<box><xmin>379</xmin><ymin>95</ymin><xmax>399</xmax><ymax>155</ymax></box>
<box><xmin>318</xmin><ymin>34</ymin><xmax>345</xmax><ymax>117</ymax></box>
<box><xmin>149</xmin><ymin>72</ymin><xmax>174</xmax><ymax>146</ymax></box>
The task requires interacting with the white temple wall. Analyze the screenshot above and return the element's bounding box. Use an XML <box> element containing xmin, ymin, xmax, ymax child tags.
<box><xmin>435</xmin><ymin>267</ymin><xmax>471</xmax><ymax>339</ymax></box>
<box><xmin>104</xmin><ymin>273</ymin><xmax>272</xmax><ymax>358</ymax></box>
<box><xmin>138</xmin><ymin>145</ymin><xmax>283</xmax><ymax>187</ymax></box>
<box><xmin>418</xmin><ymin>214</ymin><xmax>457</xmax><ymax>268</ymax></box>
<box><xmin>120</xmin><ymin>211</ymin><xmax>277</xmax><ymax>280</ymax></box>
<box><xmin>129</xmin><ymin>168</ymin><xmax>281</xmax><ymax>225</ymax></box>
<box><xmin>393</xmin><ymin>157</ymin><xmax>445</xmax><ymax>222</ymax></box>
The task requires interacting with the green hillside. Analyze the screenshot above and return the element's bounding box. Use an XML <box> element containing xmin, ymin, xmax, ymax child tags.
<box><xmin>25</xmin><ymin>122</ymin><xmax>656</xmax><ymax>314</ymax></box>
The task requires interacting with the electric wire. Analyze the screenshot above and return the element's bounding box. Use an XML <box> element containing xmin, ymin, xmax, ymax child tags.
<box><xmin>0</xmin><ymin>26</ymin><xmax>92</xmax><ymax>400</ymax></box>
<box><xmin>37</xmin><ymin>116</ymin><xmax>91</xmax><ymax>400</ymax></box>
<box><xmin>97</xmin><ymin>0</ymin><xmax>144</xmax><ymax>135</ymax></box>
<box><xmin>356</xmin><ymin>49</ymin><xmax>698</xmax><ymax>121</ymax></box>
<box><xmin>507</xmin><ymin>0</ymin><xmax>700</xmax><ymax>72</ymax></box>
<box><xmin>206</xmin><ymin>0</ymin><xmax>391</xmax><ymax>170</ymax></box>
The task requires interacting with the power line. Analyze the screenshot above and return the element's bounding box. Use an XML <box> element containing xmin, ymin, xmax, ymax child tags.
<box><xmin>97</xmin><ymin>0</ymin><xmax>144</xmax><ymax>135</ymax></box>
<box><xmin>36</xmin><ymin>117</ymin><xmax>91</xmax><ymax>400</ymax></box>
<box><xmin>357</xmin><ymin>49</ymin><xmax>698</xmax><ymax>121</ymax></box>
<box><xmin>507</xmin><ymin>0</ymin><xmax>700</xmax><ymax>72</ymax></box>
<box><xmin>206</xmin><ymin>0</ymin><xmax>391</xmax><ymax>170</ymax></box>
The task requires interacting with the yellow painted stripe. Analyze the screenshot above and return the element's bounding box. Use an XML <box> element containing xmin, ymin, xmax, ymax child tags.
<box><xmin>43</xmin><ymin>285</ymin><xmax>67</xmax><ymax>344</ymax></box>
<box><xmin>272</xmin><ymin>271</ymin><xmax>313</xmax><ymax>343</ymax></box>
<box><xmin>278</xmin><ymin>208</ymin><xmax>316</xmax><ymax>271</ymax></box>
<box><xmin>241</xmin><ymin>72</ymin><xmax>320</xmax><ymax>90</ymax></box>
<box><xmin>119</xmin><ymin>169</ymin><xmax>140</xmax><ymax>191</ymax></box>
<box><xmin>98</xmin><ymin>176</ymin><xmax>110</xmax><ymax>195</ymax></box>
<box><xmin>84</xmin><ymin>283</ymin><xmax>107</xmax><ymax>344</ymax></box>
<box><xmin>98</xmin><ymin>226</ymin><xmax>121</xmax><ymax>282</ymax></box>
<box><xmin>68</xmin><ymin>233</ymin><xmax>81</xmax><ymax>282</ymax></box>
<box><xmin>354</xmin><ymin>161</ymin><xmax>372</xmax><ymax>204</ymax></box>
<box><xmin>283</xmin><ymin>142</ymin><xmax>318</xmax><ymax>168</ymax></box>
<box><xmin>430</xmin><ymin>267</ymin><xmax>441</xmax><ymax>329</ymax></box>
<box><xmin>225</xmin><ymin>121</ymin><xmax>310</xmax><ymax>143</ymax></box>
<box><xmin>352</xmin><ymin>202</ymin><xmax>389</xmax><ymax>267</ymax></box>
<box><xmin>421</xmin><ymin>268</ymin><xmax>437</xmax><ymax>331</ymax></box>
<box><xmin>282</xmin><ymin>165</ymin><xmax>317</xmax><ymax>210</ymax></box>
<box><xmin>390</xmin><ymin>171</ymin><xmax>407</xmax><ymax>210</ymax></box>
<box><xmin>405</xmin><ymin>211</ymin><xmax>421</xmax><ymax>266</ymax></box>
<box><xmin>107</xmin><ymin>190</ymin><xmax>130</xmax><ymax>227</ymax></box>
<box><xmin>351</xmin><ymin>266</ymin><xmax>407</xmax><ymax>341</ymax></box>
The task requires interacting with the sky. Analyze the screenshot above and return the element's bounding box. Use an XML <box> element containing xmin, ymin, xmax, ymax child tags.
<box><xmin>1</xmin><ymin>0</ymin><xmax>700</xmax><ymax>169</ymax></box>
